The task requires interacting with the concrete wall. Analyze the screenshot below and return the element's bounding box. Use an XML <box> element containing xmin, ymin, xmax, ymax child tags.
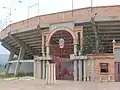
<box><xmin>9</xmin><ymin>62</ymin><xmax>33</xmax><ymax>74</ymax></box>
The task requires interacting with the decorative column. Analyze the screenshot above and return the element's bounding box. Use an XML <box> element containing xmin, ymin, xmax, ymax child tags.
<box><xmin>86</xmin><ymin>59</ymin><xmax>89</xmax><ymax>81</ymax></box>
<box><xmin>87</xmin><ymin>59</ymin><xmax>90</xmax><ymax>81</ymax></box>
<box><xmin>42</xmin><ymin>32</ymin><xmax>46</xmax><ymax>79</ymax></box>
<box><xmin>78</xmin><ymin>59</ymin><xmax>82</xmax><ymax>81</ymax></box>
<box><xmin>46</xmin><ymin>62</ymin><xmax>56</xmax><ymax>84</ymax></box>
<box><xmin>42</xmin><ymin>60</ymin><xmax>45</xmax><ymax>79</ymax></box>
<box><xmin>53</xmin><ymin>63</ymin><xmax>56</xmax><ymax>84</ymax></box>
<box><xmin>5</xmin><ymin>51</ymin><xmax>14</xmax><ymax>75</ymax></box>
<box><xmin>46</xmin><ymin>60</ymin><xmax>50</xmax><ymax>84</ymax></box>
<box><xmin>36</xmin><ymin>60</ymin><xmax>41</xmax><ymax>79</ymax></box>
<box><xmin>74</xmin><ymin>60</ymin><xmax>77</xmax><ymax>81</ymax></box>
<box><xmin>46</xmin><ymin>43</ymin><xmax>50</xmax><ymax>81</ymax></box>
<box><xmin>74</xmin><ymin>44</ymin><xmax>77</xmax><ymax>55</ymax></box>
<box><xmin>90</xmin><ymin>57</ymin><xmax>95</xmax><ymax>81</ymax></box>
<box><xmin>46</xmin><ymin>43</ymin><xmax>50</xmax><ymax>58</ymax></box>
<box><xmin>73</xmin><ymin>43</ymin><xmax>78</xmax><ymax>81</ymax></box>
<box><xmin>50</xmin><ymin>63</ymin><xmax>56</xmax><ymax>84</ymax></box>
<box><xmin>83</xmin><ymin>59</ymin><xmax>87</xmax><ymax>81</ymax></box>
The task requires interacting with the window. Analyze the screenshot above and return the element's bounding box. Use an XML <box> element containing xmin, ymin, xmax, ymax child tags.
<box><xmin>100</xmin><ymin>63</ymin><xmax>108</xmax><ymax>73</ymax></box>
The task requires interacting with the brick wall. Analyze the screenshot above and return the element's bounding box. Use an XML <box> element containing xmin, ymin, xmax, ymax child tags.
<box><xmin>1</xmin><ymin>5</ymin><xmax>120</xmax><ymax>39</ymax></box>
<box><xmin>88</xmin><ymin>54</ymin><xmax>115</xmax><ymax>82</ymax></box>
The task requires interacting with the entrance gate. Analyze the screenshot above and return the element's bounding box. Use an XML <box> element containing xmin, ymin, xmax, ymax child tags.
<box><xmin>49</xmin><ymin>30</ymin><xmax>74</xmax><ymax>80</ymax></box>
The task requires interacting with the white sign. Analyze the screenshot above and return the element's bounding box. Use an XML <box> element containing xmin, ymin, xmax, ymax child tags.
<box><xmin>59</xmin><ymin>38</ymin><xmax>65</xmax><ymax>48</ymax></box>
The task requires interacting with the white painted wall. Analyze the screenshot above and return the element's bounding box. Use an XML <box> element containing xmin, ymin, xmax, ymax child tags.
<box><xmin>8</xmin><ymin>62</ymin><xmax>33</xmax><ymax>74</ymax></box>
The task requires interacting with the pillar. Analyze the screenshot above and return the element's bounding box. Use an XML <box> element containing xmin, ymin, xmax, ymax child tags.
<box><xmin>83</xmin><ymin>60</ymin><xmax>87</xmax><ymax>81</ymax></box>
<box><xmin>90</xmin><ymin>58</ymin><xmax>95</xmax><ymax>81</ymax></box>
<box><xmin>14</xmin><ymin>47</ymin><xmax>25</xmax><ymax>76</ymax></box>
<box><xmin>87</xmin><ymin>59</ymin><xmax>90</xmax><ymax>81</ymax></box>
<box><xmin>5</xmin><ymin>51</ymin><xmax>14</xmax><ymax>75</ymax></box>
<box><xmin>46</xmin><ymin>61</ymin><xmax>50</xmax><ymax>84</ymax></box>
<box><xmin>41</xmin><ymin>51</ymin><xmax>45</xmax><ymax>79</ymax></box>
<box><xmin>78</xmin><ymin>60</ymin><xmax>82</xmax><ymax>81</ymax></box>
<box><xmin>42</xmin><ymin>60</ymin><xmax>45</xmax><ymax>79</ymax></box>
<box><xmin>46</xmin><ymin>61</ymin><xmax>56</xmax><ymax>84</ymax></box>
<box><xmin>34</xmin><ymin>60</ymin><xmax>37</xmax><ymax>78</ymax></box>
<box><xmin>73</xmin><ymin>44</ymin><xmax>77</xmax><ymax>81</ymax></box>
<box><xmin>74</xmin><ymin>60</ymin><xmax>77</xmax><ymax>81</ymax></box>
<box><xmin>46</xmin><ymin>43</ymin><xmax>50</xmax><ymax>58</ymax></box>
<box><xmin>37</xmin><ymin>60</ymin><xmax>41</xmax><ymax>79</ymax></box>
<box><xmin>74</xmin><ymin>44</ymin><xmax>77</xmax><ymax>56</ymax></box>
<box><xmin>50</xmin><ymin>63</ymin><xmax>56</xmax><ymax>84</ymax></box>
<box><xmin>53</xmin><ymin>63</ymin><xmax>56</xmax><ymax>84</ymax></box>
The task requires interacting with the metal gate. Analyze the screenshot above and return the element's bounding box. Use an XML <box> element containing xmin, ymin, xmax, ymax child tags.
<box><xmin>49</xmin><ymin>30</ymin><xmax>74</xmax><ymax>80</ymax></box>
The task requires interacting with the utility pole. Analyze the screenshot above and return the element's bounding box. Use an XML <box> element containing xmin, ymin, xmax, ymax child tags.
<box><xmin>3</xmin><ymin>7</ymin><xmax>16</xmax><ymax>33</ymax></box>
<box><xmin>90</xmin><ymin>0</ymin><xmax>99</xmax><ymax>54</ymax></box>
<box><xmin>72</xmin><ymin>0</ymin><xmax>73</xmax><ymax>18</ymax></box>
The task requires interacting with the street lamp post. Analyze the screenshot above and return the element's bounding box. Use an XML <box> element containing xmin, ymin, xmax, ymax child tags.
<box><xmin>90</xmin><ymin>0</ymin><xmax>99</xmax><ymax>54</ymax></box>
<box><xmin>3</xmin><ymin>7</ymin><xmax>12</xmax><ymax>33</ymax></box>
<box><xmin>3</xmin><ymin>7</ymin><xmax>12</xmax><ymax>25</ymax></box>
<box><xmin>27</xmin><ymin>0</ymin><xmax>39</xmax><ymax>28</ymax></box>
<box><xmin>3</xmin><ymin>7</ymin><xmax>16</xmax><ymax>32</ymax></box>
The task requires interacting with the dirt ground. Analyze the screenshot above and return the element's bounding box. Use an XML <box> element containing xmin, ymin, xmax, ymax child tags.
<box><xmin>0</xmin><ymin>79</ymin><xmax>120</xmax><ymax>90</ymax></box>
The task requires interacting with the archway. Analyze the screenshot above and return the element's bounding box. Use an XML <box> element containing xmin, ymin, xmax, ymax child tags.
<box><xmin>49</xmin><ymin>29</ymin><xmax>75</xmax><ymax>80</ymax></box>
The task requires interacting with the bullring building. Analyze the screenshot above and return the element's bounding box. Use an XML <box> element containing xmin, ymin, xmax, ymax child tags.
<box><xmin>0</xmin><ymin>5</ymin><xmax>120</xmax><ymax>82</ymax></box>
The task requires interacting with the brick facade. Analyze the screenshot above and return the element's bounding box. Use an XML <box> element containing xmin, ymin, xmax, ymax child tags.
<box><xmin>1</xmin><ymin>5</ymin><xmax>120</xmax><ymax>39</ymax></box>
<box><xmin>88</xmin><ymin>54</ymin><xmax>115</xmax><ymax>82</ymax></box>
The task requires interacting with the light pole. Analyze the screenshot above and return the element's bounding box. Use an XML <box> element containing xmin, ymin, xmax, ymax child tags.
<box><xmin>27</xmin><ymin>0</ymin><xmax>39</xmax><ymax>27</ymax></box>
<box><xmin>72</xmin><ymin>0</ymin><xmax>73</xmax><ymax>18</ymax></box>
<box><xmin>3</xmin><ymin>7</ymin><xmax>12</xmax><ymax>33</ymax></box>
<box><xmin>90</xmin><ymin>0</ymin><xmax>99</xmax><ymax>54</ymax></box>
<box><xmin>3</xmin><ymin>7</ymin><xmax>16</xmax><ymax>32</ymax></box>
<box><xmin>3</xmin><ymin>7</ymin><xmax>12</xmax><ymax>25</ymax></box>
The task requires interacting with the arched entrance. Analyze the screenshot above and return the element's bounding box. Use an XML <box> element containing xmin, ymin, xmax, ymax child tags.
<box><xmin>49</xmin><ymin>29</ymin><xmax>74</xmax><ymax>80</ymax></box>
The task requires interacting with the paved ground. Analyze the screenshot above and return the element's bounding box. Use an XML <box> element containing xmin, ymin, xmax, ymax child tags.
<box><xmin>0</xmin><ymin>79</ymin><xmax>120</xmax><ymax>90</ymax></box>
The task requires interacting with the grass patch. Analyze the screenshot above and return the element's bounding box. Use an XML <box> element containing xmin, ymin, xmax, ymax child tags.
<box><xmin>0</xmin><ymin>74</ymin><xmax>14</xmax><ymax>79</ymax></box>
<box><xmin>0</xmin><ymin>67</ymin><xmax>33</xmax><ymax>79</ymax></box>
<box><xmin>15</xmin><ymin>73</ymin><xmax>33</xmax><ymax>77</ymax></box>
<box><xmin>0</xmin><ymin>68</ymin><xmax>5</xmax><ymax>76</ymax></box>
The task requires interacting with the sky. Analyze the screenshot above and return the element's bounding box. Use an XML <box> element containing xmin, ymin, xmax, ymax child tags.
<box><xmin>0</xmin><ymin>0</ymin><xmax>120</xmax><ymax>54</ymax></box>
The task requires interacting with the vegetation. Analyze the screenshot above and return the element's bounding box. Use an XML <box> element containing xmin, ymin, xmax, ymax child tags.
<box><xmin>0</xmin><ymin>68</ymin><xmax>33</xmax><ymax>79</ymax></box>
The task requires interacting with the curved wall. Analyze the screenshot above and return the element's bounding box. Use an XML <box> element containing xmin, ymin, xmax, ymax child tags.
<box><xmin>1</xmin><ymin>5</ymin><xmax>120</xmax><ymax>39</ymax></box>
